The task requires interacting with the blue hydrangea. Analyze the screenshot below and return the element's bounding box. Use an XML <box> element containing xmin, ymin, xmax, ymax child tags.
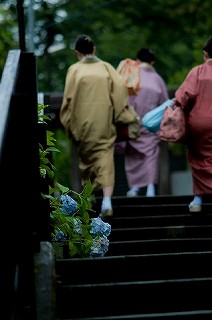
<box><xmin>60</xmin><ymin>194</ymin><xmax>77</xmax><ymax>215</ymax></box>
<box><xmin>73</xmin><ymin>217</ymin><xmax>82</xmax><ymax>234</ymax></box>
<box><xmin>90</xmin><ymin>217</ymin><xmax>111</xmax><ymax>238</ymax></box>
<box><xmin>55</xmin><ymin>230</ymin><xmax>66</xmax><ymax>241</ymax></box>
<box><xmin>90</xmin><ymin>235</ymin><xmax>110</xmax><ymax>257</ymax></box>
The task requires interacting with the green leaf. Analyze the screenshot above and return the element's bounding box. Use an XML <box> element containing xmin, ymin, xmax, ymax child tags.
<box><xmin>56</xmin><ymin>182</ymin><xmax>70</xmax><ymax>194</ymax></box>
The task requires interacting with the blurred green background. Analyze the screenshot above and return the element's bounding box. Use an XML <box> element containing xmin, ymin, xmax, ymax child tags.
<box><xmin>1</xmin><ymin>0</ymin><xmax>211</xmax><ymax>92</ymax></box>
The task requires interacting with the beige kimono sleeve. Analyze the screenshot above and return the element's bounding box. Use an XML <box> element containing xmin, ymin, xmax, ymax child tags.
<box><xmin>60</xmin><ymin>66</ymin><xmax>76</xmax><ymax>132</ymax></box>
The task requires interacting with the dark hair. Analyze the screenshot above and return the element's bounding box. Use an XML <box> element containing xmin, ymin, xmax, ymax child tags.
<box><xmin>74</xmin><ymin>34</ymin><xmax>94</xmax><ymax>54</ymax></box>
<box><xmin>203</xmin><ymin>37</ymin><xmax>212</xmax><ymax>58</ymax></box>
<box><xmin>136</xmin><ymin>48</ymin><xmax>156</xmax><ymax>63</ymax></box>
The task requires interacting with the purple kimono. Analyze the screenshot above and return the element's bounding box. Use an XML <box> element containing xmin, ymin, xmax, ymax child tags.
<box><xmin>116</xmin><ymin>63</ymin><xmax>169</xmax><ymax>190</ymax></box>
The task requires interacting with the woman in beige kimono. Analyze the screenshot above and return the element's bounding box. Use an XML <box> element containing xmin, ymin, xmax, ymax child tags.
<box><xmin>175</xmin><ymin>37</ymin><xmax>212</xmax><ymax>212</ymax></box>
<box><xmin>60</xmin><ymin>34</ymin><xmax>138</xmax><ymax>218</ymax></box>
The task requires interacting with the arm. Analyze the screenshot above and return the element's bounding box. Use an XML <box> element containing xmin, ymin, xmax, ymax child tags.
<box><xmin>60</xmin><ymin>66</ymin><xmax>76</xmax><ymax>131</ymax></box>
<box><xmin>175</xmin><ymin>67</ymin><xmax>198</xmax><ymax>110</ymax></box>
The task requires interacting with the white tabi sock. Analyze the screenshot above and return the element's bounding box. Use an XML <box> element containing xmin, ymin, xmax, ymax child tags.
<box><xmin>101</xmin><ymin>196</ymin><xmax>112</xmax><ymax>211</ymax></box>
<box><xmin>146</xmin><ymin>184</ymin><xmax>155</xmax><ymax>197</ymax></box>
<box><xmin>192</xmin><ymin>195</ymin><xmax>202</xmax><ymax>205</ymax></box>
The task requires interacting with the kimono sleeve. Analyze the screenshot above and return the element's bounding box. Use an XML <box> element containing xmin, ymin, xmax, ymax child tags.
<box><xmin>60</xmin><ymin>66</ymin><xmax>76</xmax><ymax>131</ymax></box>
<box><xmin>175</xmin><ymin>66</ymin><xmax>199</xmax><ymax>111</ymax></box>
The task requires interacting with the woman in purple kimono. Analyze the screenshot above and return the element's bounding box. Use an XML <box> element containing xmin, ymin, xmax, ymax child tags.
<box><xmin>175</xmin><ymin>37</ymin><xmax>212</xmax><ymax>212</ymax></box>
<box><xmin>117</xmin><ymin>48</ymin><xmax>169</xmax><ymax>197</ymax></box>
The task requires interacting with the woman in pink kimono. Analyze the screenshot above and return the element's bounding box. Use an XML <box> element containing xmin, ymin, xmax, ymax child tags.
<box><xmin>60</xmin><ymin>35</ymin><xmax>138</xmax><ymax>218</ymax></box>
<box><xmin>175</xmin><ymin>37</ymin><xmax>212</xmax><ymax>212</ymax></box>
<box><xmin>117</xmin><ymin>48</ymin><xmax>169</xmax><ymax>197</ymax></box>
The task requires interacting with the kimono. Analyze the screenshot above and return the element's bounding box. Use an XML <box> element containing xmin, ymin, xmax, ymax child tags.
<box><xmin>60</xmin><ymin>56</ymin><xmax>135</xmax><ymax>192</ymax></box>
<box><xmin>116</xmin><ymin>63</ymin><xmax>168</xmax><ymax>190</ymax></box>
<box><xmin>175</xmin><ymin>59</ymin><xmax>212</xmax><ymax>195</ymax></box>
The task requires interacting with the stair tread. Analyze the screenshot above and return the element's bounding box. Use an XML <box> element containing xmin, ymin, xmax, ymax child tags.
<box><xmin>107</xmin><ymin>238</ymin><xmax>212</xmax><ymax>256</ymax></box>
<box><xmin>59</xmin><ymin>276</ymin><xmax>212</xmax><ymax>288</ymax></box>
<box><xmin>55</xmin><ymin>250</ymin><xmax>212</xmax><ymax>285</ymax></box>
<box><xmin>59</xmin><ymin>309</ymin><xmax>212</xmax><ymax>320</ymax></box>
<box><xmin>109</xmin><ymin>225</ymin><xmax>212</xmax><ymax>241</ymax></box>
<box><xmin>102</xmin><ymin>205</ymin><xmax>212</xmax><ymax>217</ymax></box>
<box><xmin>109</xmin><ymin>237</ymin><xmax>212</xmax><ymax>243</ymax></box>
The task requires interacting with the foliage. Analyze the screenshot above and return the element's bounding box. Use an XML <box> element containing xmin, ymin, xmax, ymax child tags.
<box><xmin>33</xmin><ymin>0</ymin><xmax>212</xmax><ymax>92</ymax></box>
<box><xmin>52</xmin><ymin>129</ymin><xmax>72</xmax><ymax>188</ymax></box>
<box><xmin>38</xmin><ymin>103</ymin><xmax>60</xmax><ymax>179</ymax></box>
<box><xmin>1</xmin><ymin>0</ymin><xmax>211</xmax><ymax>92</ymax></box>
<box><xmin>0</xmin><ymin>3</ymin><xmax>18</xmax><ymax>77</ymax></box>
<box><xmin>38</xmin><ymin>103</ymin><xmax>111</xmax><ymax>258</ymax></box>
<box><xmin>44</xmin><ymin>180</ymin><xmax>111</xmax><ymax>259</ymax></box>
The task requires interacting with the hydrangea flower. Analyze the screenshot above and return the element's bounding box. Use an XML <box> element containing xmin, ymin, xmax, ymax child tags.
<box><xmin>88</xmin><ymin>217</ymin><xmax>111</xmax><ymax>257</ymax></box>
<box><xmin>60</xmin><ymin>194</ymin><xmax>77</xmax><ymax>215</ymax></box>
<box><xmin>90</xmin><ymin>235</ymin><xmax>110</xmax><ymax>257</ymax></box>
<box><xmin>55</xmin><ymin>229</ymin><xmax>66</xmax><ymax>241</ymax></box>
<box><xmin>90</xmin><ymin>217</ymin><xmax>111</xmax><ymax>238</ymax></box>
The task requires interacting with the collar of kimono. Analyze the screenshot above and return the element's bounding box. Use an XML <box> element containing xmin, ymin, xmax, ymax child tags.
<box><xmin>80</xmin><ymin>55</ymin><xmax>101</xmax><ymax>63</ymax></box>
<box><xmin>140</xmin><ymin>62</ymin><xmax>154</xmax><ymax>68</ymax></box>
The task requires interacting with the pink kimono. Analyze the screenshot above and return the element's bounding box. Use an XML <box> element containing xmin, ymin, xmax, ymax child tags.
<box><xmin>116</xmin><ymin>63</ymin><xmax>168</xmax><ymax>190</ymax></box>
<box><xmin>175</xmin><ymin>59</ymin><xmax>212</xmax><ymax>195</ymax></box>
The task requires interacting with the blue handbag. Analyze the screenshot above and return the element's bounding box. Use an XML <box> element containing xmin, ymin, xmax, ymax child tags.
<box><xmin>141</xmin><ymin>99</ymin><xmax>174</xmax><ymax>133</ymax></box>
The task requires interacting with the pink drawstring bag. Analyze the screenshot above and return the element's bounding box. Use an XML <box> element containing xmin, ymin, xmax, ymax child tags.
<box><xmin>159</xmin><ymin>103</ymin><xmax>187</xmax><ymax>143</ymax></box>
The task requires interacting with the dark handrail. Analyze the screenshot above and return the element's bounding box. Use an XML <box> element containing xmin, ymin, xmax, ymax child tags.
<box><xmin>0</xmin><ymin>49</ymin><xmax>21</xmax><ymax>155</ymax></box>
<box><xmin>0</xmin><ymin>49</ymin><xmax>43</xmax><ymax>319</ymax></box>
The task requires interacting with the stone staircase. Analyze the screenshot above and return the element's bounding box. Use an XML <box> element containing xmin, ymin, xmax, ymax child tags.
<box><xmin>55</xmin><ymin>195</ymin><xmax>212</xmax><ymax>319</ymax></box>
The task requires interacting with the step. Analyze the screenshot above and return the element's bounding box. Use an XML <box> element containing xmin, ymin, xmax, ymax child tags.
<box><xmin>110</xmin><ymin>204</ymin><xmax>212</xmax><ymax>217</ymax></box>
<box><xmin>56</xmin><ymin>310</ymin><xmax>212</xmax><ymax>319</ymax></box>
<box><xmin>55</xmin><ymin>251</ymin><xmax>212</xmax><ymax>285</ymax></box>
<box><xmin>106</xmin><ymin>195</ymin><xmax>194</xmax><ymax>206</ymax></box>
<box><xmin>106</xmin><ymin>238</ymin><xmax>212</xmax><ymax>256</ymax></box>
<box><xmin>56</xmin><ymin>277</ymin><xmax>212</xmax><ymax>319</ymax></box>
<box><xmin>109</xmin><ymin>225</ymin><xmax>212</xmax><ymax>241</ymax></box>
<box><xmin>95</xmin><ymin>194</ymin><xmax>212</xmax><ymax>207</ymax></box>
<box><xmin>109</xmin><ymin>214</ymin><xmax>212</xmax><ymax>228</ymax></box>
<box><xmin>93</xmin><ymin>203</ymin><xmax>212</xmax><ymax>219</ymax></box>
